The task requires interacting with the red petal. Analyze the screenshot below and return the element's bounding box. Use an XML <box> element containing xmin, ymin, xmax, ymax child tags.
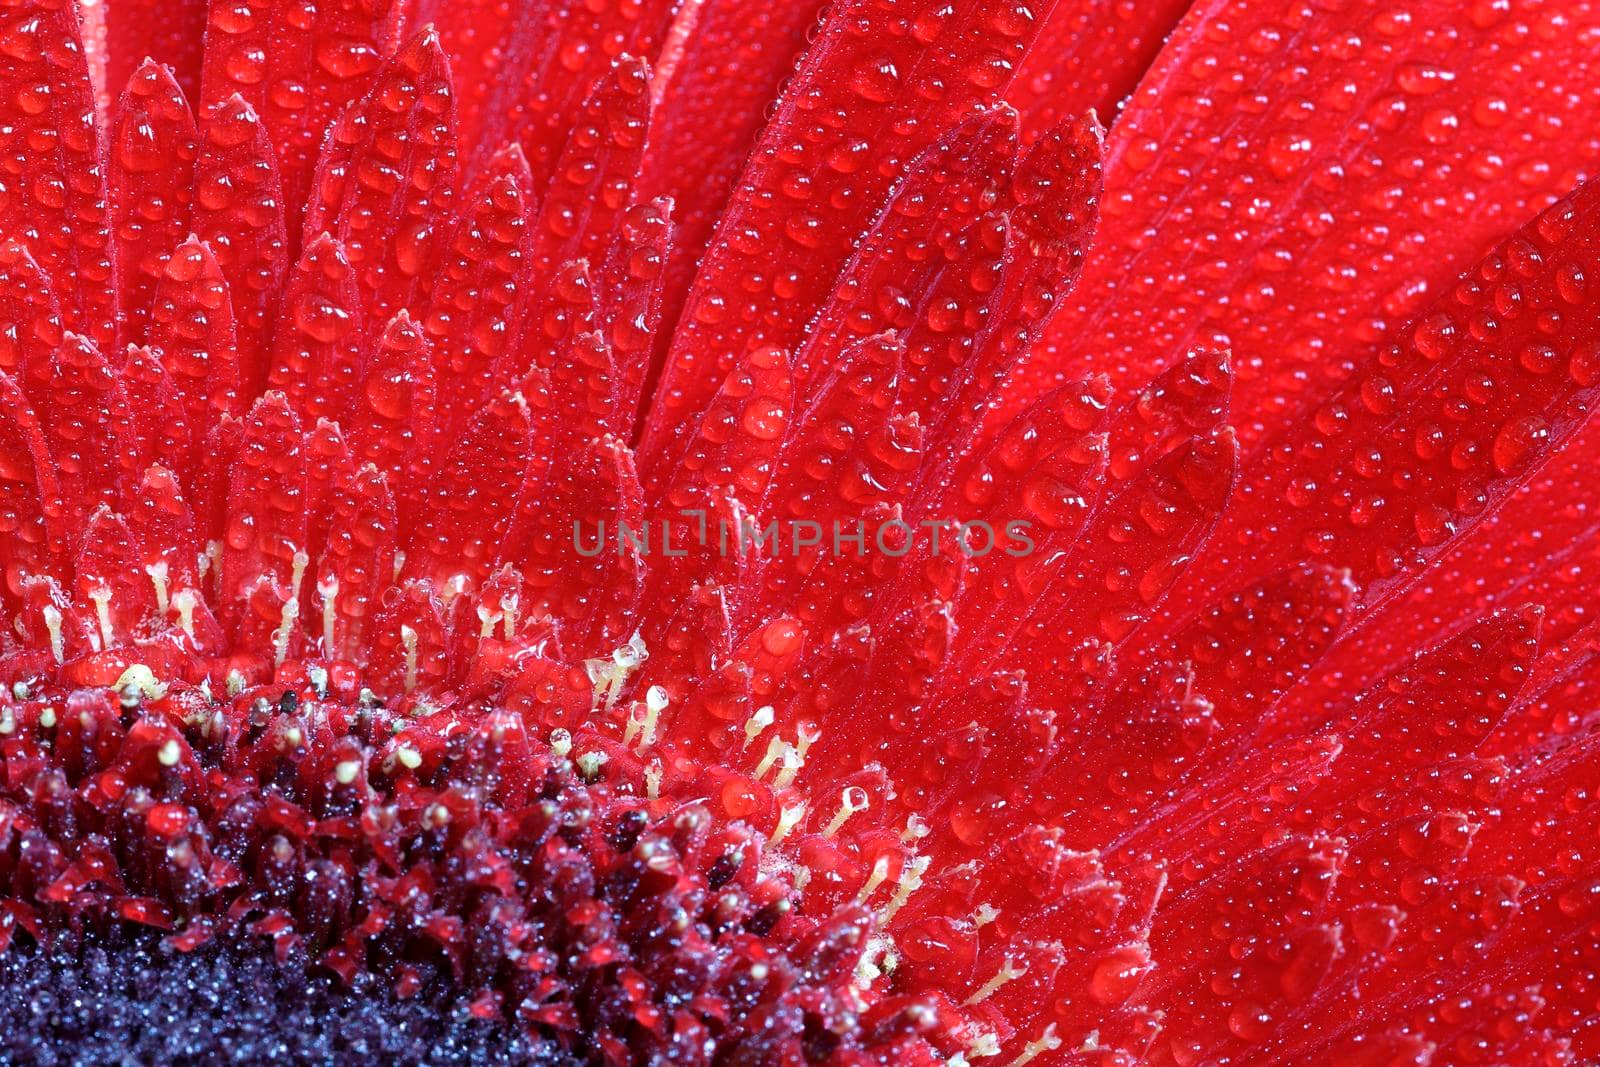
<box><xmin>126</xmin><ymin>464</ymin><xmax>204</xmax><ymax>618</ymax></box>
<box><xmin>637</xmin><ymin>0</ymin><xmax>824</xmax><ymax>360</ymax></box>
<box><xmin>119</xmin><ymin>344</ymin><xmax>192</xmax><ymax>487</ymax></box>
<box><xmin>0</xmin><ymin>372</ymin><xmax>59</xmax><ymax>602</ymax></box>
<box><xmin>529</xmin><ymin>57</ymin><xmax>651</xmax><ymax>283</ymax></box>
<box><xmin>955</xmin><ymin>425</ymin><xmax>1234</xmax><ymax>682</ymax></box>
<box><xmin>1006</xmin><ymin>0</ymin><xmax>1191</xmax><ymax>136</ymax></box>
<box><xmin>596</xmin><ymin>196</ymin><xmax>670</xmax><ymax>428</ymax></box>
<box><xmin>198</xmin><ymin>0</ymin><xmax>400</xmax><ymax>228</ymax></box>
<box><xmin>404</xmin><ymin>392</ymin><xmax>533</xmax><ymax>587</ymax></box>
<box><xmin>641</xmin><ymin>0</ymin><xmax>1049</xmax><ymax>456</ymax></box>
<box><xmin>302</xmin><ymin>28</ymin><xmax>456</xmax><ymax>326</ymax></box>
<box><xmin>314</xmin><ymin>457</ymin><xmax>396</xmax><ymax>662</ymax></box>
<box><xmin>0</xmin><ymin>0</ymin><xmax>114</xmax><ymax>343</ymax></box>
<box><xmin>748</xmin><ymin>333</ymin><xmax>923</xmax><ymax>632</ymax></box>
<box><xmin>348</xmin><ymin>310</ymin><xmax>435</xmax><ymax>524</ymax></box>
<box><xmin>791</xmin><ymin>109</ymin><xmax>1017</xmax><ymax>397</ymax></box>
<box><xmin>75</xmin><ymin>507</ymin><xmax>156</xmax><ymax>648</ymax></box>
<box><xmin>423</xmin><ymin>145</ymin><xmax>535</xmax><ymax>437</ymax></box>
<box><xmin>1185</xmin><ymin>182</ymin><xmax>1600</xmax><ymax>613</ymax></box>
<box><xmin>0</xmin><ymin>239</ymin><xmax>65</xmax><ymax>393</ymax></box>
<box><xmin>423</xmin><ymin>0</ymin><xmax>675</xmax><ymax>184</ymax></box>
<box><xmin>39</xmin><ymin>333</ymin><xmax>127</xmax><ymax>532</ymax></box>
<box><xmin>266</xmin><ymin>232</ymin><xmax>362</xmax><ymax>422</ymax></box>
<box><xmin>193</xmin><ymin>93</ymin><xmax>288</xmax><ymax>394</ymax></box>
<box><xmin>108</xmin><ymin>60</ymin><xmax>198</xmax><ymax>348</ymax></box>
<box><xmin>221</xmin><ymin>392</ymin><xmax>307</xmax><ymax>627</ymax></box>
<box><xmin>106</xmin><ymin>0</ymin><xmax>206</xmax><ymax>104</ymax></box>
<box><xmin>1029</xmin><ymin>0</ymin><xmax>1600</xmax><ymax>443</ymax></box>
<box><xmin>517</xmin><ymin>436</ymin><xmax>645</xmax><ymax>650</ymax></box>
<box><xmin>150</xmin><ymin>235</ymin><xmax>242</xmax><ymax>439</ymax></box>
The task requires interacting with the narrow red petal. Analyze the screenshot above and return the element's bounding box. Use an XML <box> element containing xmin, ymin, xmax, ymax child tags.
<box><xmin>636</xmin><ymin>0</ymin><xmax>826</xmax><ymax>363</ymax></box>
<box><xmin>518</xmin><ymin>436</ymin><xmax>645</xmax><ymax>650</ymax></box>
<box><xmin>266</xmin><ymin>232</ymin><xmax>362</xmax><ymax>422</ymax></box>
<box><xmin>1028</xmin><ymin>0</ymin><xmax>1600</xmax><ymax>444</ymax></box>
<box><xmin>198</xmin><ymin>0</ymin><xmax>400</xmax><ymax>228</ymax></box>
<box><xmin>1006</xmin><ymin>0</ymin><xmax>1191</xmax><ymax>136</ymax></box>
<box><xmin>105</xmin><ymin>0</ymin><xmax>207</xmax><ymax>104</ymax></box>
<box><xmin>641</xmin><ymin>0</ymin><xmax>1049</xmax><ymax>458</ymax></box>
<box><xmin>0</xmin><ymin>372</ymin><xmax>59</xmax><ymax>605</ymax></box>
<box><xmin>422</xmin><ymin>145</ymin><xmax>535</xmax><ymax>437</ymax></box>
<box><xmin>221</xmin><ymin>392</ymin><xmax>307</xmax><ymax>634</ymax></box>
<box><xmin>119</xmin><ymin>345</ymin><xmax>192</xmax><ymax>484</ymax></box>
<box><xmin>108</xmin><ymin>60</ymin><xmax>198</xmax><ymax>347</ymax></box>
<box><xmin>529</xmin><ymin>56</ymin><xmax>651</xmax><ymax>280</ymax></box>
<box><xmin>0</xmin><ymin>239</ymin><xmax>65</xmax><ymax>392</ymax></box>
<box><xmin>1184</xmin><ymin>182</ymin><xmax>1600</xmax><ymax>616</ymax></box>
<box><xmin>404</xmin><ymin>392</ymin><xmax>533</xmax><ymax>587</ymax></box>
<box><xmin>307</xmin><ymin>430</ymin><xmax>396</xmax><ymax>660</ymax></box>
<box><xmin>38</xmin><ymin>333</ymin><xmax>127</xmax><ymax>532</ymax></box>
<box><xmin>0</xmin><ymin>0</ymin><xmax>114</xmax><ymax>343</ymax></box>
<box><xmin>150</xmin><ymin>234</ymin><xmax>242</xmax><ymax>437</ymax></box>
<box><xmin>790</xmin><ymin>109</ymin><xmax>1017</xmax><ymax>397</ymax></box>
<box><xmin>302</xmin><ymin>28</ymin><xmax>456</xmax><ymax>327</ymax></box>
<box><xmin>423</xmin><ymin>0</ymin><xmax>675</xmax><ymax>185</ymax></box>
<box><xmin>596</xmin><ymin>195</ymin><xmax>670</xmax><ymax>428</ymax></box>
<box><xmin>348</xmin><ymin>311</ymin><xmax>435</xmax><ymax>525</ymax></box>
<box><xmin>193</xmin><ymin>93</ymin><xmax>288</xmax><ymax>394</ymax></box>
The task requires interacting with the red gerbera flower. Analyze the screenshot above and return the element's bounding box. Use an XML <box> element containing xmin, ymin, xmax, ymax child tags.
<box><xmin>3</xmin><ymin>0</ymin><xmax>1600</xmax><ymax>1062</ymax></box>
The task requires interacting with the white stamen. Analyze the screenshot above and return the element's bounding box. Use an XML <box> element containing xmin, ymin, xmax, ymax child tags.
<box><xmin>855</xmin><ymin>853</ymin><xmax>891</xmax><ymax>905</ymax></box>
<box><xmin>753</xmin><ymin>736</ymin><xmax>785</xmax><ymax>781</ymax></box>
<box><xmin>226</xmin><ymin>669</ymin><xmax>246</xmax><ymax>697</ymax></box>
<box><xmin>146</xmin><ymin>560</ymin><xmax>170</xmax><ymax>614</ymax></box>
<box><xmin>823</xmin><ymin>786</ymin><xmax>869</xmax><ymax>839</ymax></box>
<box><xmin>0</xmin><ymin>708</ymin><xmax>14</xmax><ymax>735</ymax></box>
<box><xmin>966</xmin><ymin>1031</ymin><xmax>1002</xmax><ymax>1060</ymax></box>
<box><xmin>767</xmin><ymin>801</ymin><xmax>806</xmax><ymax>846</ymax></box>
<box><xmin>289</xmin><ymin>549</ymin><xmax>309</xmax><ymax>599</ymax></box>
<box><xmin>1004</xmin><ymin>1026</ymin><xmax>1061</xmax><ymax>1067</ymax></box>
<box><xmin>772</xmin><ymin>740</ymin><xmax>808</xmax><ymax>791</ymax></box>
<box><xmin>549</xmin><ymin>728</ymin><xmax>572</xmax><ymax>757</ymax></box>
<box><xmin>172</xmin><ymin>589</ymin><xmax>197</xmax><ymax>641</ymax></box>
<box><xmin>624</xmin><ymin>685</ymin><xmax>668</xmax><ymax>753</ymax></box>
<box><xmin>644</xmin><ymin>759</ymin><xmax>662</xmax><ymax>800</ymax></box>
<box><xmin>41</xmin><ymin>605</ymin><xmax>63</xmax><ymax>664</ymax></box>
<box><xmin>973</xmin><ymin>903</ymin><xmax>1000</xmax><ymax>928</ymax></box>
<box><xmin>576</xmin><ymin>750</ymin><xmax>608</xmax><ymax>779</ymax></box>
<box><xmin>854</xmin><ymin>935</ymin><xmax>896</xmax><ymax>988</ymax></box>
<box><xmin>585</xmin><ymin>631</ymin><xmax>648</xmax><ymax>710</ymax></box>
<box><xmin>499</xmin><ymin>589</ymin><xmax>519</xmax><ymax>638</ymax></box>
<box><xmin>879</xmin><ymin>854</ymin><xmax>930</xmax><ymax>924</ymax></box>
<box><xmin>114</xmin><ymin>663</ymin><xmax>168</xmax><ymax>702</ymax></box>
<box><xmin>476</xmin><ymin>602</ymin><xmax>499</xmax><ymax>639</ymax></box>
<box><xmin>88</xmin><ymin>585</ymin><xmax>114</xmax><ymax>650</ymax></box>
<box><xmin>203</xmin><ymin>540</ymin><xmax>222</xmax><ymax>588</ymax></box>
<box><xmin>742</xmin><ymin>704</ymin><xmax>774</xmax><ymax>748</ymax></box>
<box><xmin>272</xmin><ymin>593</ymin><xmax>299</xmax><ymax>668</ymax></box>
<box><xmin>395</xmin><ymin>746</ymin><xmax>422</xmax><ymax>770</ymax></box>
<box><xmin>771</xmin><ymin>721</ymin><xmax>821</xmax><ymax>791</ymax></box>
<box><xmin>334</xmin><ymin>759</ymin><xmax>361</xmax><ymax>785</ymax></box>
<box><xmin>38</xmin><ymin>706</ymin><xmax>56</xmax><ymax>729</ymax></box>
<box><xmin>964</xmin><ymin>957</ymin><xmax>1027</xmax><ymax>1006</ymax></box>
<box><xmin>318</xmin><ymin>574</ymin><xmax>338</xmax><ymax>652</ymax></box>
<box><xmin>157</xmin><ymin>739</ymin><xmax>182</xmax><ymax>767</ymax></box>
<box><xmin>400</xmin><ymin>624</ymin><xmax>419</xmax><ymax>692</ymax></box>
